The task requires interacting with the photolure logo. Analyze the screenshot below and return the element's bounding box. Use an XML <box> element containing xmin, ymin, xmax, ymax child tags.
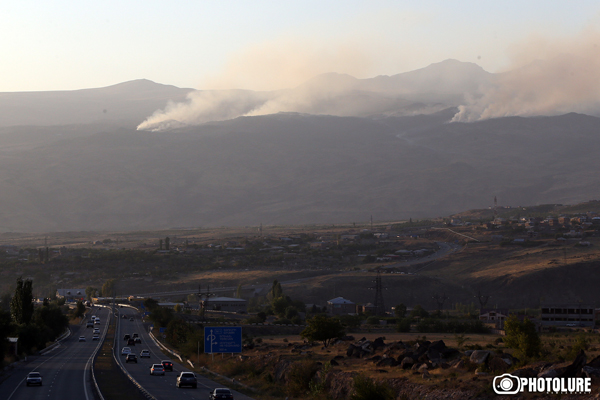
<box><xmin>493</xmin><ymin>374</ymin><xmax>591</xmax><ymax>395</ymax></box>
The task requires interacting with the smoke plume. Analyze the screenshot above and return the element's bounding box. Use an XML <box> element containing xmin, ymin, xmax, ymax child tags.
<box><xmin>452</xmin><ymin>29</ymin><xmax>600</xmax><ymax>122</ymax></box>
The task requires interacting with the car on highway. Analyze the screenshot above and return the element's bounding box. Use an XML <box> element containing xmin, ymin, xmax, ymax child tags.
<box><xmin>161</xmin><ymin>360</ymin><xmax>173</xmax><ymax>371</ymax></box>
<box><xmin>26</xmin><ymin>372</ymin><xmax>43</xmax><ymax>386</ymax></box>
<box><xmin>209</xmin><ymin>388</ymin><xmax>234</xmax><ymax>400</ymax></box>
<box><xmin>125</xmin><ymin>353</ymin><xmax>138</xmax><ymax>363</ymax></box>
<box><xmin>150</xmin><ymin>364</ymin><xmax>165</xmax><ymax>376</ymax></box>
<box><xmin>140</xmin><ymin>349</ymin><xmax>150</xmax><ymax>358</ymax></box>
<box><xmin>176</xmin><ymin>372</ymin><xmax>197</xmax><ymax>388</ymax></box>
<box><xmin>79</xmin><ymin>336</ymin><xmax>86</xmax><ymax>342</ymax></box>
<box><xmin>93</xmin><ymin>328</ymin><xmax>100</xmax><ymax>334</ymax></box>
<box><xmin>127</xmin><ymin>338</ymin><xmax>136</xmax><ymax>346</ymax></box>
<box><xmin>91</xmin><ymin>315</ymin><xmax>97</xmax><ymax>321</ymax></box>
<box><xmin>134</xmin><ymin>337</ymin><xmax>142</xmax><ymax>344</ymax></box>
<box><xmin>92</xmin><ymin>334</ymin><xmax>100</xmax><ymax>341</ymax></box>
<box><xmin>86</xmin><ymin>321</ymin><xmax>94</xmax><ymax>328</ymax></box>
<box><xmin>129</xmin><ymin>317</ymin><xmax>134</xmax><ymax>321</ymax></box>
<box><xmin>132</xmin><ymin>333</ymin><xmax>139</xmax><ymax>338</ymax></box>
<box><xmin>121</xmin><ymin>347</ymin><xmax>131</xmax><ymax>356</ymax></box>
<box><xmin>94</xmin><ymin>319</ymin><xmax>100</xmax><ymax>325</ymax></box>
<box><xmin>123</xmin><ymin>334</ymin><xmax>130</xmax><ymax>341</ymax></box>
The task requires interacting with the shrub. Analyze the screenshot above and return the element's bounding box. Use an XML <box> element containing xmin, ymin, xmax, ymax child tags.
<box><xmin>397</xmin><ymin>318</ymin><xmax>411</xmax><ymax>332</ymax></box>
<box><xmin>350</xmin><ymin>375</ymin><xmax>395</xmax><ymax>400</ymax></box>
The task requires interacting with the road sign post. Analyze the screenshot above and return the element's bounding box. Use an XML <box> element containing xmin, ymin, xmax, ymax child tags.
<box><xmin>204</xmin><ymin>327</ymin><xmax>242</xmax><ymax>354</ymax></box>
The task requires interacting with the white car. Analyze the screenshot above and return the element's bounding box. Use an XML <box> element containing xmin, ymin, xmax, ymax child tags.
<box><xmin>121</xmin><ymin>347</ymin><xmax>131</xmax><ymax>356</ymax></box>
<box><xmin>140</xmin><ymin>349</ymin><xmax>150</xmax><ymax>358</ymax></box>
<box><xmin>92</xmin><ymin>335</ymin><xmax>100</xmax><ymax>341</ymax></box>
<box><xmin>93</xmin><ymin>328</ymin><xmax>100</xmax><ymax>334</ymax></box>
<box><xmin>150</xmin><ymin>364</ymin><xmax>165</xmax><ymax>376</ymax></box>
<box><xmin>94</xmin><ymin>320</ymin><xmax>100</xmax><ymax>325</ymax></box>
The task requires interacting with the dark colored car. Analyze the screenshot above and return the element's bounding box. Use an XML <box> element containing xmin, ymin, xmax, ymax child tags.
<box><xmin>132</xmin><ymin>333</ymin><xmax>139</xmax><ymax>338</ymax></box>
<box><xmin>129</xmin><ymin>317</ymin><xmax>134</xmax><ymax>321</ymax></box>
<box><xmin>161</xmin><ymin>360</ymin><xmax>173</xmax><ymax>371</ymax></box>
<box><xmin>134</xmin><ymin>337</ymin><xmax>142</xmax><ymax>344</ymax></box>
<box><xmin>125</xmin><ymin>354</ymin><xmax>137</xmax><ymax>363</ymax></box>
<box><xmin>176</xmin><ymin>372</ymin><xmax>197</xmax><ymax>388</ymax></box>
<box><xmin>209</xmin><ymin>388</ymin><xmax>234</xmax><ymax>400</ymax></box>
<box><xmin>127</xmin><ymin>338</ymin><xmax>135</xmax><ymax>346</ymax></box>
<box><xmin>26</xmin><ymin>372</ymin><xmax>43</xmax><ymax>386</ymax></box>
<box><xmin>123</xmin><ymin>334</ymin><xmax>130</xmax><ymax>341</ymax></box>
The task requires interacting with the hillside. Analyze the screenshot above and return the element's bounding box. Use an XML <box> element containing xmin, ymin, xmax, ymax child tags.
<box><xmin>0</xmin><ymin>111</ymin><xmax>599</xmax><ymax>231</ymax></box>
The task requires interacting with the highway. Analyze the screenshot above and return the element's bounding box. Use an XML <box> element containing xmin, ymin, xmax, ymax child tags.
<box><xmin>0</xmin><ymin>306</ymin><xmax>110</xmax><ymax>400</ymax></box>
<box><xmin>115</xmin><ymin>306</ymin><xmax>254</xmax><ymax>400</ymax></box>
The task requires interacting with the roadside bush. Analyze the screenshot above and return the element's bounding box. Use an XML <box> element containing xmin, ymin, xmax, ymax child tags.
<box><xmin>397</xmin><ymin>318</ymin><xmax>411</xmax><ymax>332</ymax></box>
<box><xmin>416</xmin><ymin>319</ymin><xmax>489</xmax><ymax>334</ymax></box>
<box><xmin>350</xmin><ymin>375</ymin><xmax>395</xmax><ymax>400</ymax></box>
<box><xmin>286</xmin><ymin>360</ymin><xmax>319</xmax><ymax>396</ymax></box>
<box><xmin>366</xmin><ymin>316</ymin><xmax>379</xmax><ymax>325</ymax></box>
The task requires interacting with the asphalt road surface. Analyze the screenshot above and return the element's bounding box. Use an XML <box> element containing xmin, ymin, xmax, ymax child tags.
<box><xmin>115</xmin><ymin>306</ymin><xmax>254</xmax><ymax>400</ymax></box>
<box><xmin>0</xmin><ymin>306</ymin><xmax>110</xmax><ymax>400</ymax></box>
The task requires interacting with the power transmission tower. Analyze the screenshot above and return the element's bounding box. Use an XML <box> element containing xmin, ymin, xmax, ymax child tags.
<box><xmin>198</xmin><ymin>284</ymin><xmax>215</xmax><ymax>321</ymax></box>
<box><xmin>476</xmin><ymin>290</ymin><xmax>490</xmax><ymax>309</ymax></box>
<box><xmin>370</xmin><ymin>271</ymin><xmax>386</xmax><ymax>316</ymax></box>
<box><xmin>432</xmin><ymin>293</ymin><xmax>449</xmax><ymax>311</ymax></box>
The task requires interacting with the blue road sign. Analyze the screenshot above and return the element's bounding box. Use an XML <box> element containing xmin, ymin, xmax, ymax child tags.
<box><xmin>204</xmin><ymin>327</ymin><xmax>242</xmax><ymax>354</ymax></box>
<box><xmin>159</xmin><ymin>327</ymin><xmax>166</xmax><ymax>333</ymax></box>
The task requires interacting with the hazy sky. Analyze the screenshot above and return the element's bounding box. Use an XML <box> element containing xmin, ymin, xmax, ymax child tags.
<box><xmin>2</xmin><ymin>1</ymin><xmax>599</xmax><ymax>92</ymax></box>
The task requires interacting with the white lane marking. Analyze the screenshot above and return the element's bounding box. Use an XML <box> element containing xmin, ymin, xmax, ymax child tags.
<box><xmin>83</xmin><ymin>307</ymin><xmax>110</xmax><ymax>400</ymax></box>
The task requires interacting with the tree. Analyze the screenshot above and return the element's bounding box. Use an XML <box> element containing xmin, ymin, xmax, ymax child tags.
<box><xmin>75</xmin><ymin>301</ymin><xmax>86</xmax><ymax>318</ymax></box>
<box><xmin>144</xmin><ymin>298</ymin><xmax>160</xmax><ymax>310</ymax></box>
<box><xmin>268</xmin><ymin>280</ymin><xmax>283</xmax><ymax>300</ymax></box>
<box><xmin>504</xmin><ymin>315</ymin><xmax>541</xmax><ymax>359</ymax></box>
<box><xmin>85</xmin><ymin>286</ymin><xmax>97</xmax><ymax>301</ymax></box>
<box><xmin>394</xmin><ymin>303</ymin><xmax>407</xmax><ymax>318</ymax></box>
<box><xmin>11</xmin><ymin>277</ymin><xmax>34</xmax><ymax>325</ymax></box>
<box><xmin>301</xmin><ymin>315</ymin><xmax>345</xmax><ymax>348</ymax></box>
<box><xmin>101</xmin><ymin>279</ymin><xmax>116</xmax><ymax>297</ymax></box>
<box><xmin>396</xmin><ymin>318</ymin><xmax>411</xmax><ymax>332</ymax></box>
<box><xmin>235</xmin><ymin>284</ymin><xmax>243</xmax><ymax>298</ymax></box>
<box><xmin>410</xmin><ymin>304</ymin><xmax>429</xmax><ymax>319</ymax></box>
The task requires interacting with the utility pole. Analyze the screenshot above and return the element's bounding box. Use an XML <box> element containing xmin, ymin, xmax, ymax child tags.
<box><xmin>369</xmin><ymin>271</ymin><xmax>386</xmax><ymax>316</ymax></box>
<box><xmin>198</xmin><ymin>284</ymin><xmax>215</xmax><ymax>321</ymax></box>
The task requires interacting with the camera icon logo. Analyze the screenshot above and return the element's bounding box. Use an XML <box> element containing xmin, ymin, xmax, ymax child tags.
<box><xmin>493</xmin><ymin>373</ymin><xmax>521</xmax><ymax>395</ymax></box>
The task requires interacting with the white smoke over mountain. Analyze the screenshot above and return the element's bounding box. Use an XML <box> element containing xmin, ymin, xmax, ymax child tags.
<box><xmin>137</xmin><ymin>29</ymin><xmax>600</xmax><ymax>131</ymax></box>
<box><xmin>452</xmin><ymin>29</ymin><xmax>600</xmax><ymax>122</ymax></box>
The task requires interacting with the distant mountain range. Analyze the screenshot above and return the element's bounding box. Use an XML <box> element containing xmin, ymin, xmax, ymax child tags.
<box><xmin>0</xmin><ymin>60</ymin><xmax>598</xmax><ymax>232</ymax></box>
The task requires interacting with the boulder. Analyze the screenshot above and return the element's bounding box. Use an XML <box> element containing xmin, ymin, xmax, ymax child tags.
<box><xmin>487</xmin><ymin>356</ymin><xmax>510</xmax><ymax>373</ymax></box>
<box><xmin>426</xmin><ymin>348</ymin><xmax>441</xmax><ymax>363</ymax></box>
<box><xmin>469</xmin><ymin>350</ymin><xmax>490</xmax><ymax>365</ymax></box>
<box><xmin>560</xmin><ymin>350</ymin><xmax>587</xmax><ymax>378</ymax></box>
<box><xmin>377</xmin><ymin>358</ymin><xmax>397</xmax><ymax>367</ymax></box>
<box><xmin>511</xmin><ymin>368</ymin><xmax>538</xmax><ymax>378</ymax></box>
<box><xmin>587</xmin><ymin>355</ymin><xmax>600</xmax><ymax>369</ymax></box>
<box><xmin>400</xmin><ymin>357</ymin><xmax>415</xmax><ymax>369</ymax></box>
<box><xmin>429</xmin><ymin>340</ymin><xmax>447</xmax><ymax>352</ymax></box>
<box><xmin>329</xmin><ymin>359</ymin><xmax>339</xmax><ymax>366</ymax></box>
<box><xmin>372</xmin><ymin>337</ymin><xmax>386</xmax><ymax>351</ymax></box>
<box><xmin>538</xmin><ymin>368</ymin><xmax>558</xmax><ymax>378</ymax></box>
